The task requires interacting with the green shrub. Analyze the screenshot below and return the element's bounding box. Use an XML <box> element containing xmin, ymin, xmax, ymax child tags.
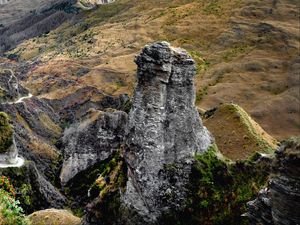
<box><xmin>0</xmin><ymin>178</ymin><xmax>30</xmax><ymax>225</ymax></box>
<box><xmin>0</xmin><ymin>176</ymin><xmax>16</xmax><ymax>197</ymax></box>
<box><xmin>159</xmin><ymin>144</ymin><xmax>270</xmax><ymax>225</ymax></box>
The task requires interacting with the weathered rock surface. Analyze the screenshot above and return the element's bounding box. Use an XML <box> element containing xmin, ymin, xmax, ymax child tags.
<box><xmin>246</xmin><ymin>137</ymin><xmax>300</xmax><ymax>225</ymax></box>
<box><xmin>121</xmin><ymin>42</ymin><xmax>213</xmax><ymax>224</ymax></box>
<box><xmin>48</xmin><ymin>86</ymin><xmax>130</xmax><ymax>124</ymax></box>
<box><xmin>0</xmin><ymin>133</ymin><xmax>19</xmax><ymax>164</ymax></box>
<box><xmin>60</xmin><ymin>109</ymin><xmax>128</xmax><ymax>185</ymax></box>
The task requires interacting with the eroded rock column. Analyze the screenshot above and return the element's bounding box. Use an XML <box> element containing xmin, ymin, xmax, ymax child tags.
<box><xmin>247</xmin><ymin>138</ymin><xmax>300</xmax><ymax>225</ymax></box>
<box><xmin>122</xmin><ymin>42</ymin><xmax>213</xmax><ymax>224</ymax></box>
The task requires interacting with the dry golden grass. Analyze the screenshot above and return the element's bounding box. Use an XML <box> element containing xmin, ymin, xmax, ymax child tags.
<box><xmin>204</xmin><ymin>104</ymin><xmax>278</xmax><ymax>160</ymax></box>
<box><xmin>10</xmin><ymin>0</ymin><xmax>300</xmax><ymax>140</ymax></box>
<box><xmin>28</xmin><ymin>209</ymin><xmax>81</xmax><ymax>225</ymax></box>
<box><xmin>28</xmin><ymin>136</ymin><xmax>59</xmax><ymax>159</ymax></box>
<box><xmin>38</xmin><ymin>113</ymin><xmax>62</xmax><ymax>138</ymax></box>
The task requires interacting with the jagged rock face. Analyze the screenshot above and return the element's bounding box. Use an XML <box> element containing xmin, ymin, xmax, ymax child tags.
<box><xmin>48</xmin><ymin>86</ymin><xmax>130</xmax><ymax>124</ymax></box>
<box><xmin>122</xmin><ymin>42</ymin><xmax>213</xmax><ymax>224</ymax></box>
<box><xmin>247</xmin><ymin>138</ymin><xmax>300</xmax><ymax>225</ymax></box>
<box><xmin>60</xmin><ymin>110</ymin><xmax>128</xmax><ymax>185</ymax></box>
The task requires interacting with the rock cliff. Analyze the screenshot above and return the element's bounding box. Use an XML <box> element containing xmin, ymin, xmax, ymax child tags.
<box><xmin>122</xmin><ymin>42</ymin><xmax>213</xmax><ymax>224</ymax></box>
<box><xmin>60</xmin><ymin>109</ymin><xmax>128</xmax><ymax>185</ymax></box>
<box><xmin>246</xmin><ymin>137</ymin><xmax>300</xmax><ymax>225</ymax></box>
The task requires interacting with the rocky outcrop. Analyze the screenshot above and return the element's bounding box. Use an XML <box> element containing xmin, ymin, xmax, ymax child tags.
<box><xmin>121</xmin><ymin>42</ymin><xmax>213</xmax><ymax>224</ymax></box>
<box><xmin>0</xmin><ymin>133</ymin><xmax>19</xmax><ymax>164</ymax></box>
<box><xmin>75</xmin><ymin>0</ymin><xmax>115</xmax><ymax>10</ymax></box>
<box><xmin>60</xmin><ymin>109</ymin><xmax>128</xmax><ymax>185</ymax></box>
<box><xmin>246</xmin><ymin>137</ymin><xmax>300</xmax><ymax>225</ymax></box>
<box><xmin>48</xmin><ymin>86</ymin><xmax>130</xmax><ymax>124</ymax></box>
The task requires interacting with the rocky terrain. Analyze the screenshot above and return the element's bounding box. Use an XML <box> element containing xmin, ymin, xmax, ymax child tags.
<box><xmin>60</xmin><ymin>109</ymin><xmax>127</xmax><ymax>185</ymax></box>
<box><xmin>122</xmin><ymin>42</ymin><xmax>213</xmax><ymax>224</ymax></box>
<box><xmin>3</xmin><ymin>0</ymin><xmax>299</xmax><ymax>141</ymax></box>
<box><xmin>246</xmin><ymin>137</ymin><xmax>300</xmax><ymax>225</ymax></box>
<box><xmin>0</xmin><ymin>0</ymin><xmax>299</xmax><ymax>225</ymax></box>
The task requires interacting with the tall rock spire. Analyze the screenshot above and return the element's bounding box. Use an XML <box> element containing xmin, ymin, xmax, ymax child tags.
<box><xmin>122</xmin><ymin>42</ymin><xmax>213</xmax><ymax>224</ymax></box>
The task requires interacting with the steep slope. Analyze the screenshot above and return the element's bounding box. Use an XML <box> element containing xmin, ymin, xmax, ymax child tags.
<box><xmin>0</xmin><ymin>0</ymin><xmax>78</xmax><ymax>52</ymax></box>
<box><xmin>203</xmin><ymin>104</ymin><xmax>278</xmax><ymax>160</ymax></box>
<box><xmin>0</xmin><ymin>0</ymin><xmax>70</xmax><ymax>27</ymax></box>
<box><xmin>5</xmin><ymin>0</ymin><xmax>300</xmax><ymax>140</ymax></box>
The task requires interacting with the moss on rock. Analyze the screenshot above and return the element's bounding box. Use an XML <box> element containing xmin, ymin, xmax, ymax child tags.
<box><xmin>80</xmin><ymin>152</ymin><xmax>127</xmax><ymax>224</ymax></box>
<box><xmin>159</xmin><ymin>144</ymin><xmax>271</xmax><ymax>225</ymax></box>
<box><xmin>0</xmin><ymin>112</ymin><xmax>13</xmax><ymax>153</ymax></box>
<box><xmin>64</xmin><ymin>151</ymin><xmax>127</xmax><ymax>220</ymax></box>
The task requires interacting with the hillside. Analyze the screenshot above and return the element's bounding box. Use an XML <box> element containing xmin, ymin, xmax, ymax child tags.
<box><xmin>0</xmin><ymin>1</ymin><xmax>299</xmax><ymax>225</ymax></box>
<box><xmin>203</xmin><ymin>103</ymin><xmax>278</xmax><ymax>160</ymax></box>
<box><xmin>4</xmin><ymin>0</ymin><xmax>299</xmax><ymax>140</ymax></box>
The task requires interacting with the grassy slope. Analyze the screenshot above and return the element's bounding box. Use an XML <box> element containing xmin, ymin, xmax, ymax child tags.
<box><xmin>8</xmin><ymin>0</ymin><xmax>300</xmax><ymax>140</ymax></box>
<box><xmin>203</xmin><ymin>104</ymin><xmax>278</xmax><ymax>160</ymax></box>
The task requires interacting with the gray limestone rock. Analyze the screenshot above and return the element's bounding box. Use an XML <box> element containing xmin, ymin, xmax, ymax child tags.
<box><xmin>60</xmin><ymin>110</ymin><xmax>128</xmax><ymax>185</ymax></box>
<box><xmin>122</xmin><ymin>41</ymin><xmax>213</xmax><ymax>224</ymax></box>
<box><xmin>246</xmin><ymin>137</ymin><xmax>300</xmax><ymax>225</ymax></box>
<box><xmin>0</xmin><ymin>134</ymin><xmax>18</xmax><ymax>164</ymax></box>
